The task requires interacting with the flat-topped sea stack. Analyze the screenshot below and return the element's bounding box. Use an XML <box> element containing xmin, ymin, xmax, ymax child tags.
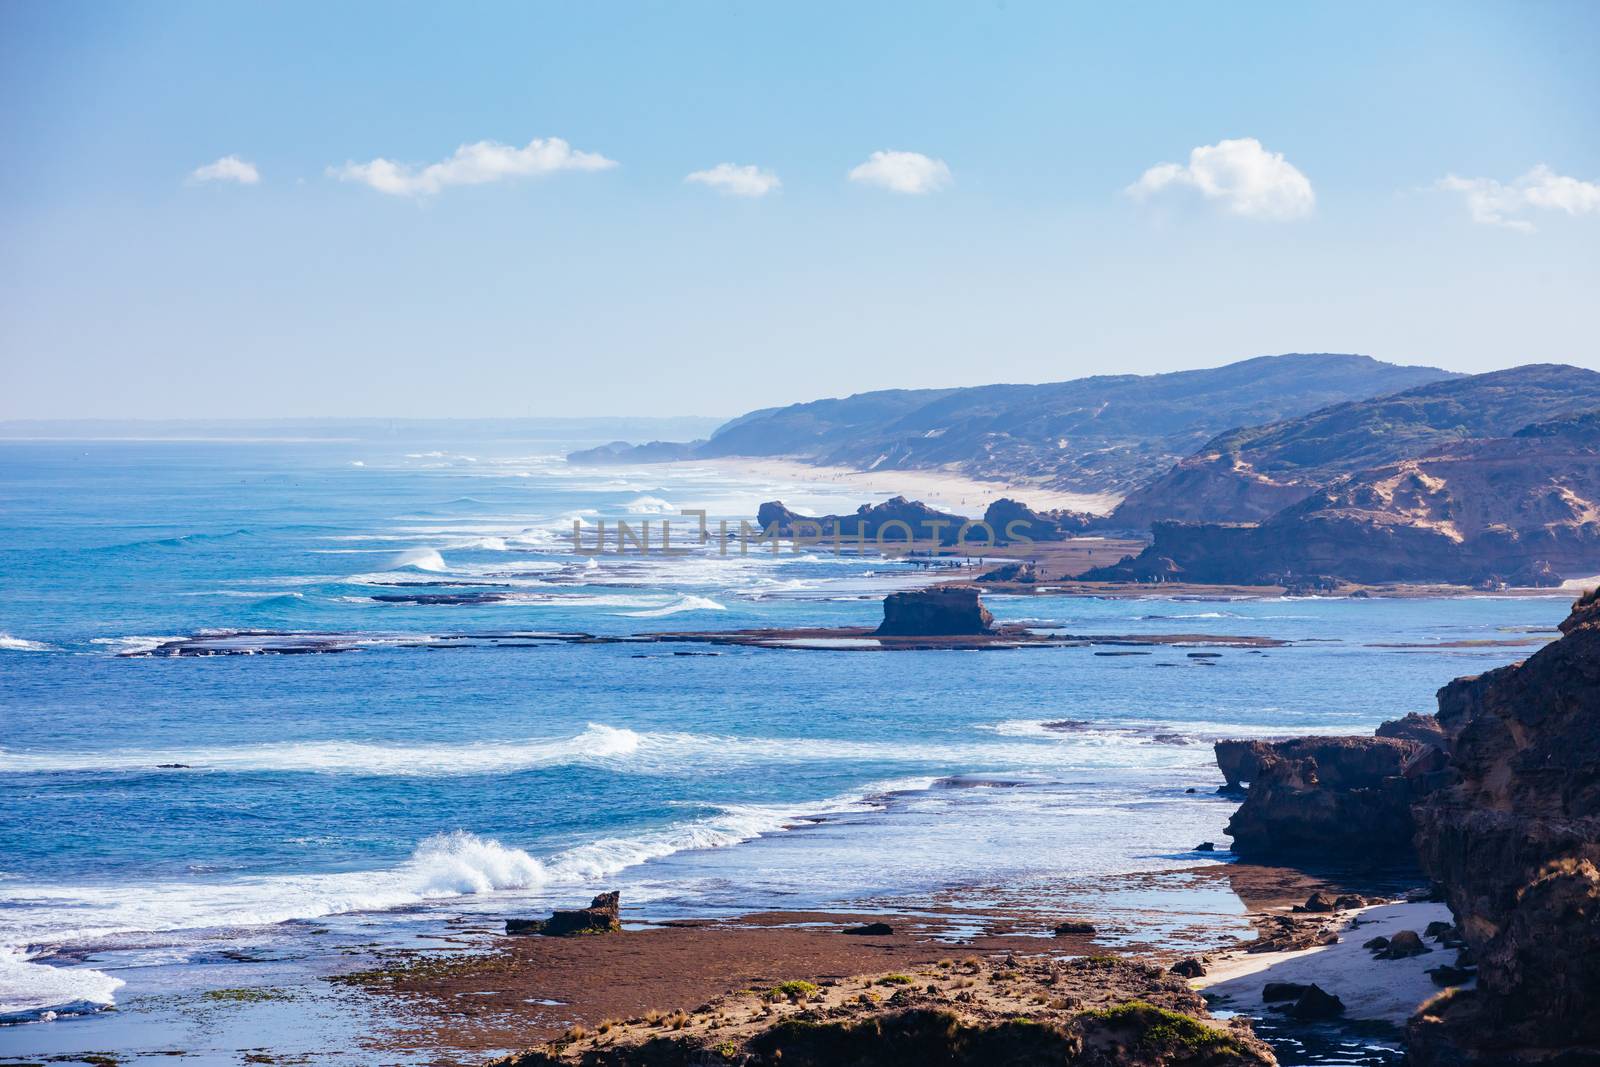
<box><xmin>876</xmin><ymin>586</ymin><xmax>994</xmax><ymax>636</ymax></box>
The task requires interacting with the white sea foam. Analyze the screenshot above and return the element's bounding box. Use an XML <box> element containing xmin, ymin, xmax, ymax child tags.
<box><xmin>617</xmin><ymin>595</ymin><xmax>727</xmax><ymax>617</ymax></box>
<box><xmin>88</xmin><ymin>635</ymin><xmax>184</xmax><ymax>656</ymax></box>
<box><xmin>176</xmin><ymin>590</ymin><xmax>306</xmax><ymax>600</ymax></box>
<box><xmin>0</xmin><ymin>782</ymin><xmax>929</xmax><ymax>1013</ymax></box>
<box><xmin>0</xmin><ymin>947</ymin><xmax>124</xmax><ymax>1025</ymax></box>
<box><xmin>0</xmin><ymin>634</ymin><xmax>54</xmax><ymax>652</ymax></box>
<box><xmin>0</xmin><ymin>723</ymin><xmax>642</xmax><ymax>777</ymax></box>
<box><xmin>622</xmin><ymin>495</ymin><xmax>675</xmax><ymax>514</ymax></box>
<box><xmin>0</xmin><ymin>723</ymin><xmax>1219</xmax><ymax>778</ymax></box>
<box><xmin>451</xmin><ymin>535</ymin><xmax>509</xmax><ymax>551</ymax></box>
<box><xmin>982</xmin><ymin>718</ymin><xmax>1369</xmax><ymax>743</ymax></box>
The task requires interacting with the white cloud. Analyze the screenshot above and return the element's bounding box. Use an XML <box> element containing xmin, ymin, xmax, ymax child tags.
<box><xmin>847</xmin><ymin>150</ymin><xmax>952</xmax><ymax>194</ymax></box>
<box><xmin>189</xmin><ymin>155</ymin><xmax>260</xmax><ymax>185</ymax></box>
<box><xmin>684</xmin><ymin>163</ymin><xmax>781</xmax><ymax>198</ymax></box>
<box><xmin>1436</xmin><ymin>164</ymin><xmax>1600</xmax><ymax>233</ymax></box>
<box><xmin>329</xmin><ymin>137</ymin><xmax>616</xmax><ymax>196</ymax></box>
<box><xmin>1127</xmin><ymin>137</ymin><xmax>1314</xmax><ymax>221</ymax></box>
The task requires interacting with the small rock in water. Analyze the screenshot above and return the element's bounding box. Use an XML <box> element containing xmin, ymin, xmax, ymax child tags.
<box><xmin>1185</xmin><ymin>787</ymin><xmax>1198</xmax><ymax>794</ymax></box>
<box><xmin>1194</xmin><ymin>841</ymin><xmax>1216</xmax><ymax>852</ymax></box>
<box><xmin>841</xmin><ymin>922</ymin><xmax>894</xmax><ymax>936</ymax></box>
<box><xmin>1363</xmin><ymin>935</ymin><xmax>1391</xmax><ymax>951</ymax></box>
<box><xmin>1424</xmin><ymin>920</ymin><xmax>1456</xmax><ymax>941</ymax></box>
<box><xmin>1053</xmin><ymin>919</ymin><xmax>1097</xmax><ymax>936</ymax></box>
<box><xmin>1041</xmin><ymin>720</ymin><xmax>1090</xmax><ymax>732</ymax></box>
<box><xmin>1169</xmin><ymin>958</ymin><xmax>1206</xmax><ymax>978</ymax></box>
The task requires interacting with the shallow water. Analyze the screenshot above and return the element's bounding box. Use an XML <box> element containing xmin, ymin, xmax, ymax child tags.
<box><xmin>0</xmin><ymin>433</ymin><xmax>1568</xmax><ymax>1060</ymax></box>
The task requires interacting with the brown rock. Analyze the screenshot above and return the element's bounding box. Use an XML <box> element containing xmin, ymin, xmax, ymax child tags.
<box><xmin>506</xmin><ymin>891</ymin><xmax>621</xmax><ymax>937</ymax></box>
<box><xmin>1376</xmin><ymin>712</ymin><xmax>1448</xmax><ymax>747</ymax></box>
<box><xmin>876</xmin><ymin>586</ymin><xmax>994</xmax><ymax>637</ymax></box>
<box><xmin>1285</xmin><ymin>984</ymin><xmax>1345</xmax><ymax>1020</ymax></box>
<box><xmin>1261</xmin><ymin>981</ymin><xmax>1310</xmax><ymax>1002</ymax></box>
<box><xmin>1409</xmin><ymin>590</ymin><xmax>1600</xmax><ymax>1064</ymax></box>
<box><xmin>1222</xmin><ymin>745</ymin><xmax>1422</xmax><ymax>861</ymax></box>
<box><xmin>1378</xmin><ymin>929</ymin><xmax>1431</xmax><ymax>959</ymax></box>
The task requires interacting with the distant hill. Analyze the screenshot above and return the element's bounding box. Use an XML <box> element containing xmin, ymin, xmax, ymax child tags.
<box><xmin>1087</xmin><ymin>407</ymin><xmax>1600</xmax><ymax>587</ymax></box>
<box><xmin>1110</xmin><ymin>364</ymin><xmax>1600</xmax><ymax>527</ymax></box>
<box><xmin>571</xmin><ymin>354</ymin><xmax>1453</xmax><ymax>495</ymax></box>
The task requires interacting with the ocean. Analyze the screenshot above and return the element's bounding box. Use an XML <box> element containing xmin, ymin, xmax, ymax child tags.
<box><xmin>0</xmin><ymin>431</ymin><xmax>1569</xmax><ymax>1061</ymax></box>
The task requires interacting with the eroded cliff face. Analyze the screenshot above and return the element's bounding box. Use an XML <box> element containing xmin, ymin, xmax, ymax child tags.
<box><xmin>1409</xmin><ymin>590</ymin><xmax>1600</xmax><ymax>1065</ymax></box>
<box><xmin>1084</xmin><ymin>435</ymin><xmax>1600</xmax><ymax>587</ymax></box>
<box><xmin>1107</xmin><ymin>452</ymin><xmax>1318</xmax><ymax>530</ymax></box>
<box><xmin>1217</xmin><ymin>733</ymin><xmax>1435</xmax><ymax>861</ymax></box>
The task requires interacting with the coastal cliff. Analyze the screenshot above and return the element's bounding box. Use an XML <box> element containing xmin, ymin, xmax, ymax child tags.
<box><xmin>1212</xmin><ymin>592</ymin><xmax>1600</xmax><ymax>1063</ymax></box>
<box><xmin>1408</xmin><ymin>590</ymin><xmax>1600</xmax><ymax>1065</ymax></box>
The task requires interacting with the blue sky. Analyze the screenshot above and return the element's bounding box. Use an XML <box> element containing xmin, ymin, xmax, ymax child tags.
<box><xmin>2</xmin><ymin>1</ymin><xmax>1596</xmax><ymax>419</ymax></box>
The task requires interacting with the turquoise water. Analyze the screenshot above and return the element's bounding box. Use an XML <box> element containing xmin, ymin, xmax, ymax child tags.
<box><xmin>0</xmin><ymin>434</ymin><xmax>1569</xmax><ymax>1047</ymax></box>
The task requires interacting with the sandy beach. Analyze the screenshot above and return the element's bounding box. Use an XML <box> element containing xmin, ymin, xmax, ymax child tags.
<box><xmin>687</xmin><ymin>456</ymin><xmax>1122</xmax><ymax>516</ymax></box>
<box><xmin>1199</xmin><ymin>901</ymin><xmax>1457</xmax><ymax>1027</ymax></box>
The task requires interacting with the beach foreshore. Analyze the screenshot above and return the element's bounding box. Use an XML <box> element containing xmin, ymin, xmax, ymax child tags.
<box><xmin>0</xmin><ymin>858</ymin><xmax>1444</xmax><ymax>1066</ymax></box>
<box><xmin>321</xmin><ymin>862</ymin><xmax>1425</xmax><ymax>1064</ymax></box>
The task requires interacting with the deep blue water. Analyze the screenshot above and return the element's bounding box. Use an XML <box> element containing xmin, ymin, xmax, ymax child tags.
<box><xmin>0</xmin><ymin>435</ymin><xmax>1570</xmax><ymax>1046</ymax></box>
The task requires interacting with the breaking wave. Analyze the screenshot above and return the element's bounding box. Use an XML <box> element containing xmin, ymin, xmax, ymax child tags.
<box><xmin>388</xmin><ymin>547</ymin><xmax>449</xmax><ymax>572</ymax></box>
<box><xmin>0</xmin><ymin>784</ymin><xmax>925</xmax><ymax>1020</ymax></box>
<box><xmin>0</xmin><ymin>723</ymin><xmax>642</xmax><ymax>777</ymax></box>
<box><xmin>0</xmin><ymin>948</ymin><xmax>123</xmax><ymax>1025</ymax></box>
<box><xmin>0</xmin><ymin>722</ymin><xmax>1221</xmax><ymax>778</ymax></box>
<box><xmin>617</xmin><ymin>595</ymin><xmax>727</xmax><ymax>617</ymax></box>
<box><xmin>0</xmin><ymin>635</ymin><xmax>54</xmax><ymax>653</ymax></box>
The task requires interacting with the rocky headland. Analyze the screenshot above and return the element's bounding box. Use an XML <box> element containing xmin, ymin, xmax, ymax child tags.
<box><xmin>1407</xmin><ymin>589</ymin><xmax>1600</xmax><ymax>1065</ymax></box>
<box><xmin>568</xmin><ymin>354</ymin><xmax>1449</xmax><ymax>495</ymax></box>
<box><xmin>1212</xmin><ymin>590</ymin><xmax>1600</xmax><ymax>1064</ymax></box>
